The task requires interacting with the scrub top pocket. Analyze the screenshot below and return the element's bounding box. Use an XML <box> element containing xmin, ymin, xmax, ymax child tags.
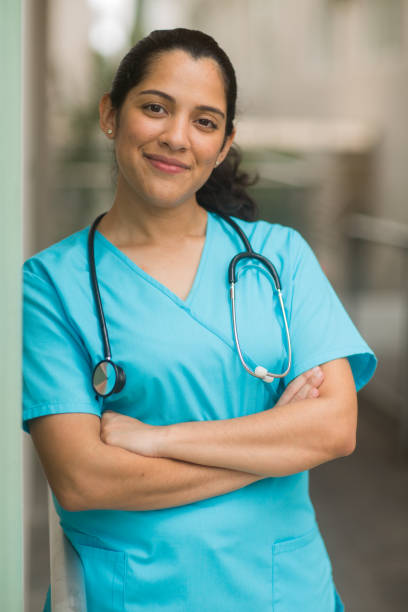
<box><xmin>272</xmin><ymin>525</ymin><xmax>335</xmax><ymax>612</ymax></box>
<box><xmin>75</xmin><ymin>542</ymin><xmax>126</xmax><ymax>612</ymax></box>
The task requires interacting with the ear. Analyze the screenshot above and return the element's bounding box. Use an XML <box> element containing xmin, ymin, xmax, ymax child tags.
<box><xmin>216</xmin><ymin>127</ymin><xmax>236</xmax><ymax>166</ymax></box>
<box><xmin>99</xmin><ymin>93</ymin><xmax>117</xmax><ymax>138</ymax></box>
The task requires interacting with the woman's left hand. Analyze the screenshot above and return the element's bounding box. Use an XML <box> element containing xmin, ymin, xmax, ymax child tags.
<box><xmin>100</xmin><ymin>410</ymin><xmax>165</xmax><ymax>457</ymax></box>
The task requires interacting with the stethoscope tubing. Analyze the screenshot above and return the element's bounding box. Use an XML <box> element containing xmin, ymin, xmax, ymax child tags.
<box><xmin>219</xmin><ymin>214</ymin><xmax>292</xmax><ymax>381</ymax></box>
<box><xmin>230</xmin><ymin>283</ymin><xmax>292</xmax><ymax>380</ymax></box>
<box><xmin>88</xmin><ymin>210</ymin><xmax>292</xmax><ymax>395</ymax></box>
<box><xmin>88</xmin><ymin>212</ymin><xmax>112</xmax><ymax>360</ymax></box>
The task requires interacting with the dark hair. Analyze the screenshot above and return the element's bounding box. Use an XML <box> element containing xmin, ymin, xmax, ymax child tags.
<box><xmin>108</xmin><ymin>28</ymin><xmax>259</xmax><ymax>221</ymax></box>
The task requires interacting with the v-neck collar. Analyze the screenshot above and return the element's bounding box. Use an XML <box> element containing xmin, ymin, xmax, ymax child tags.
<box><xmin>93</xmin><ymin>210</ymin><xmax>215</xmax><ymax>310</ymax></box>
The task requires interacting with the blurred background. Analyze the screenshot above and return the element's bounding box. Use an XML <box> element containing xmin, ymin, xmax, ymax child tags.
<box><xmin>22</xmin><ymin>0</ymin><xmax>408</xmax><ymax>610</ymax></box>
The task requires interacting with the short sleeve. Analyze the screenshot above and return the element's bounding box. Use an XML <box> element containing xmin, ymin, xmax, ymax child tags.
<box><xmin>22</xmin><ymin>269</ymin><xmax>103</xmax><ymax>434</ymax></box>
<box><xmin>283</xmin><ymin>230</ymin><xmax>377</xmax><ymax>391</ymax></box>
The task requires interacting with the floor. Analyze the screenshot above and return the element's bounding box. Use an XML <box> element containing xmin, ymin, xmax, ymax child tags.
<box><xmin>311</xmin><ymin>397</ymin><xmax>408</xmax><ymax>611</ymax></box>
<box><xmin>27</xmin><ymin>397</ymin><xmax>408</xmax><ymax>611</ymax></box>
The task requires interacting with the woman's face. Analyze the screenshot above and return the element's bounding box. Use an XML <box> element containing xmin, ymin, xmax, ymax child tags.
<box><xmin>100</xmin><ymin>49</ymin><xmax>235</xmax><ymax>211</ymax></box>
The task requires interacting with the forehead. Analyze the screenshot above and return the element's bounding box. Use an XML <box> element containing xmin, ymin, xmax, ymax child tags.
<box><xmin>131</xmin><ymin>49</ymin><xmax>227</xmax><ymax>108</ymax></box>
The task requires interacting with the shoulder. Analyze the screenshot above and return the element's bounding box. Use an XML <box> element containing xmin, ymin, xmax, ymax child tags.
<box><xmin>23</xmin><ymin>226</ymin><xmax>90</xmax><ymax>287</ymax></box>
<box><xmin>215</xmin><ymin>213</ymin><xmax>305</xmax><ymax>259</ymax></box>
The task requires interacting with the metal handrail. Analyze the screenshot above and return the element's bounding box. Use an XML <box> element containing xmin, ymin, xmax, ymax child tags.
<box><xmin>346</xmin><ymin>213</ymin><xmax>408</xmax><ymax>249</ymax></box>
<box><xmin>48</xmin><ymin>488</ymin><xmax>86</xmax><ymax>611</ymax></box>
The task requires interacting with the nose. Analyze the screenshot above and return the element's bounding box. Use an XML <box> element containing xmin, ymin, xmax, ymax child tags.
<box><xmin>158</xmin><ymin>114</ymin><xmax>190</xmax><ymax>151</ymax></box>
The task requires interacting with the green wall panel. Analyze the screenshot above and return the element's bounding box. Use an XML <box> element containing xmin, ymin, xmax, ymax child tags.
<box><xmin>0</xmin><ymin>0</ymin><xmax>23</xmax><ymax>610</ymax></box>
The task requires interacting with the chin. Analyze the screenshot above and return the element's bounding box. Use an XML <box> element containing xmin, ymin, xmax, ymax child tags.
<box><xmin>144</xmin><ymin>189</ymin><xmax>197</xmax><ymax>210</ymax></box>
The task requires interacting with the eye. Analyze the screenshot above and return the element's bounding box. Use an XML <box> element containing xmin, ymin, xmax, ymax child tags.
<box><xmin>143</xmin><ymin>103</ymin><xmax>166</xmax><ymax>115</ymax></box>
<box><xmin>196</xmin><ymin>117</ymin><xmax>218</xmax><ymax>130</ymax></box>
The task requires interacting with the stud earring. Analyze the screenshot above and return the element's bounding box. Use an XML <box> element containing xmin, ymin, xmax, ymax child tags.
<box><xmin>107</xmin><ymin>129</ymin><xmax>113</xmax><ymax>135</ymax></box>
<box><xmin>215</xmin><ymin>160</ymin><xmax>220</xmax><ymax>167</ymax></box>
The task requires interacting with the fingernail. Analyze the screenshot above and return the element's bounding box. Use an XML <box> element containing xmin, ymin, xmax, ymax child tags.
<box><xmin>311</xmin><ymin>388</ymin><xmax>319</xmax><ymax>397</ymax></box>
<box><xmin>312</xmin><ymin>366</ymin><xmax>321</xmax><ymax>375</ymax></box>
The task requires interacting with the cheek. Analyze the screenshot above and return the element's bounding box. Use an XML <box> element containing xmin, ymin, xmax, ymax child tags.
<box><xmin>194</xmin><ymin>139</ymin><xmax>221</xmax><ymax>168</ymax></box>
<box><xmin>118</xmin><ymin>117</ymin><xmax>158</xmax><ymax>149</ymax></box>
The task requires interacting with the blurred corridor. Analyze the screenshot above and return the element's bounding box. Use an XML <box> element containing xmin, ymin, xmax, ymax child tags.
<box><xmin>20</xmin><ymin>0</ymin><xmax>408</xmax><ymax>609</ymax></box>
<box><xmin>312</xmin><ymin>397</ymin><xmax>408</xmax><ymax>611</ymax></box>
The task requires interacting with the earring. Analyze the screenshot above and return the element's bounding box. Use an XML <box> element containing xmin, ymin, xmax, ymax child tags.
<box><xmin>107</xmin><ymin>129</ymin><xmax>113</xmax><ymax>135</ymax></box>
<box><xmin>215</xmin><ymin>160</ymin><xmax>220</xmax><ymax>167</ymax></box>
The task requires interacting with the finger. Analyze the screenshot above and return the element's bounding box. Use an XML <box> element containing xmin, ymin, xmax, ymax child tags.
<box><xmin>303</xmin><ymin>367</ymin><xmax>317</xmax><ymax>378</ymax></box>
<box><xmin>276</xmin><ymin>367</ymin><xmax>323</xmax><ymax>406</ymax></box>
<box><xmin>275</xmin><ymin>379</ymin><xmax>304</xmax><ymax>406</ymax></box>
<box><xmin>276</xmin><ymin>373</ymin><xmax>310</xmax><ymax>406</ymax></box>
<box><xmin>284</xmin><ymin>372</ymin><xmax>309</xmax><ymax>397</ymax></box>
<box><xmin>293</xmin><ymin>382</ymin><xmax>315</xmax><ymax>401</ymax></box>
<box><xmin>296</xmin><ymin>381</ymin><xmax>324</xmax><ymax>402</ymax></box>
<box><xmin>304</xmin><ymin>366</ymin><xmax>323</xmax><ymax>379</ymax></box>
<box><xmin>294</xmin><ymin>367</ymin><xmax>323</xmax><ymax>389</ymax></box>
<box><xmin>309</xmin><ymin>368</ymin><xmax>324</xmax><ymax>388</ymax></box>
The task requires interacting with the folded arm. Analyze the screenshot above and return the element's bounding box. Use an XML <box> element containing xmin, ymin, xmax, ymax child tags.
<box><xmin>29</xmin><ymin>413</ymin><xmax>265</xmax><ymax>512</ymax></box>
<box><xmin>156</xmin><ymin>358</ymin><xmax>357</xmax><ymax>477</ymax></box>
<box><xmin>102</xmin><ymin>358</ymin><xmax>357</xmax><ymax>478</ymax></box>
<box><xmin>28</xmin><ymin>364</ymin><xmax>326</xmax><ymax>512</ymax></box>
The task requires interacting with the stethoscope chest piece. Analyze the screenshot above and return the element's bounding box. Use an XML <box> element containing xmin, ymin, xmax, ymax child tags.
<box><xmin>92</xmin><ymin>359</ymin><xmax>126</xmax><ymax>398</ymax></box>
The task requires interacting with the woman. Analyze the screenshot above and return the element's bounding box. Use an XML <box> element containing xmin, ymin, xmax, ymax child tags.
<box><xmin>23</xmin><ymin>28</ymin><xmax>377</xmax><ymax>611</ymax></box>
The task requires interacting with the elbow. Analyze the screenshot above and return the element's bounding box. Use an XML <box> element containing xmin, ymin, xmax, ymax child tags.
<box><xmin>331</xmin><ymin>425</ymin><xmax>357</xmax><ymax>458</ymax></box>
<box><xmin>330</xmin><ymin>396</ymin><xmax>358</xmax><ymax>459</ymax></box>
<box><xmin>337</xmin><ymin>433</ymin><xmax>357</xmax><ymax>457</ymax></box>
<box><xmin>55</xmin><ymin>493</ymin><xmax>84</xmax><ymax>513</ymax></box>
<box><xmin>51</xmin><ymin>476</ymin><xmax>94</xmax><ymax>512</ymax></box>
<box><xmin>51</xmin><ymin>444</ymin><xmax>114</xmax><ymax>512</ymax></box>
<box><xmin>57</xmin><ymin>490</ymin><xmax>92</xmax><ymax>513</ymax></box>
<box><xmin>52</xmin><ymin>488</ymin><xmax>90</xmax><ymax>513</ymax></box>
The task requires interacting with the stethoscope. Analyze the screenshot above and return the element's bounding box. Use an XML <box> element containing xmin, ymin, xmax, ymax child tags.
<box><xmin>88</xmin><ymin>211</ymin><xmax>292</xmax><ymax>398</ymax></box>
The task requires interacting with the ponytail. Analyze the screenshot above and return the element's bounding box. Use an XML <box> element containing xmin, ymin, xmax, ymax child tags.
<box><xmin>197</xmin><ymin>145</ymin><xmax>259</xmax><ymax>221</ymax></box>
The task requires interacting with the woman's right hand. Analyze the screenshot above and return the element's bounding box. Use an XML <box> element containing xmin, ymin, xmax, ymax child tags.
<box><xmin>275</xmin><ymin>366</ymin><xmax>324</xmax><ymax>407</ymax></box>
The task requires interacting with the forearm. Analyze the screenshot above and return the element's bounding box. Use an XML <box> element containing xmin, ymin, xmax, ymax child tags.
<box><xmin>74</xmin><ymin>441</ymin><xmax>265</xmax><ymax>512</ymax></box>
<box><xmin>158</xmin><ymin>395</ymin><xmax>356</xmax><ymax>478</ymax></box>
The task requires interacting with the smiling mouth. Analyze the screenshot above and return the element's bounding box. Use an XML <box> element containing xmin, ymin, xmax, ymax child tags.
<box><xmin>143</xmin><ymin>153</ymin><xmax>191</xmax><ymax>174</ymax></box>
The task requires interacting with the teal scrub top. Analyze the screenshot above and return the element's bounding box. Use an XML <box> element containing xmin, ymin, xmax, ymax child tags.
<box><xmin>23</xmin><ymin>211</ymin><xmax>377</xmax><ymax>611</ymax></box>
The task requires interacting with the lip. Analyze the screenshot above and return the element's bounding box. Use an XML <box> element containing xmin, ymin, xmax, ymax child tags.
<box><xmin>143</xmin><ymin>153</ymin><xmax>191</xmax><ymax>173</ymax></box>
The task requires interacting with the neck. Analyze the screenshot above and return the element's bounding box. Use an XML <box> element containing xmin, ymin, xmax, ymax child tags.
<box><xmin>96</xmin><ymin>182</ymin><xmax>208</xmax><ymax>248</ymax></box>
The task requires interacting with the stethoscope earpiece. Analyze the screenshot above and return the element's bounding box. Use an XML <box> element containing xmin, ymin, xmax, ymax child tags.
<box><xmin>254</xmin><ymin>366</ymin><xmax>274</xmax><ymax>383</ymax></box>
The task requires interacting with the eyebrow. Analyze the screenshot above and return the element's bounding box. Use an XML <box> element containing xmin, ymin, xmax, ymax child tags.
<box><xmin>138</xmin><ymin>89</ymin><xmax>225</xmax><ymax>119</ymax></box>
